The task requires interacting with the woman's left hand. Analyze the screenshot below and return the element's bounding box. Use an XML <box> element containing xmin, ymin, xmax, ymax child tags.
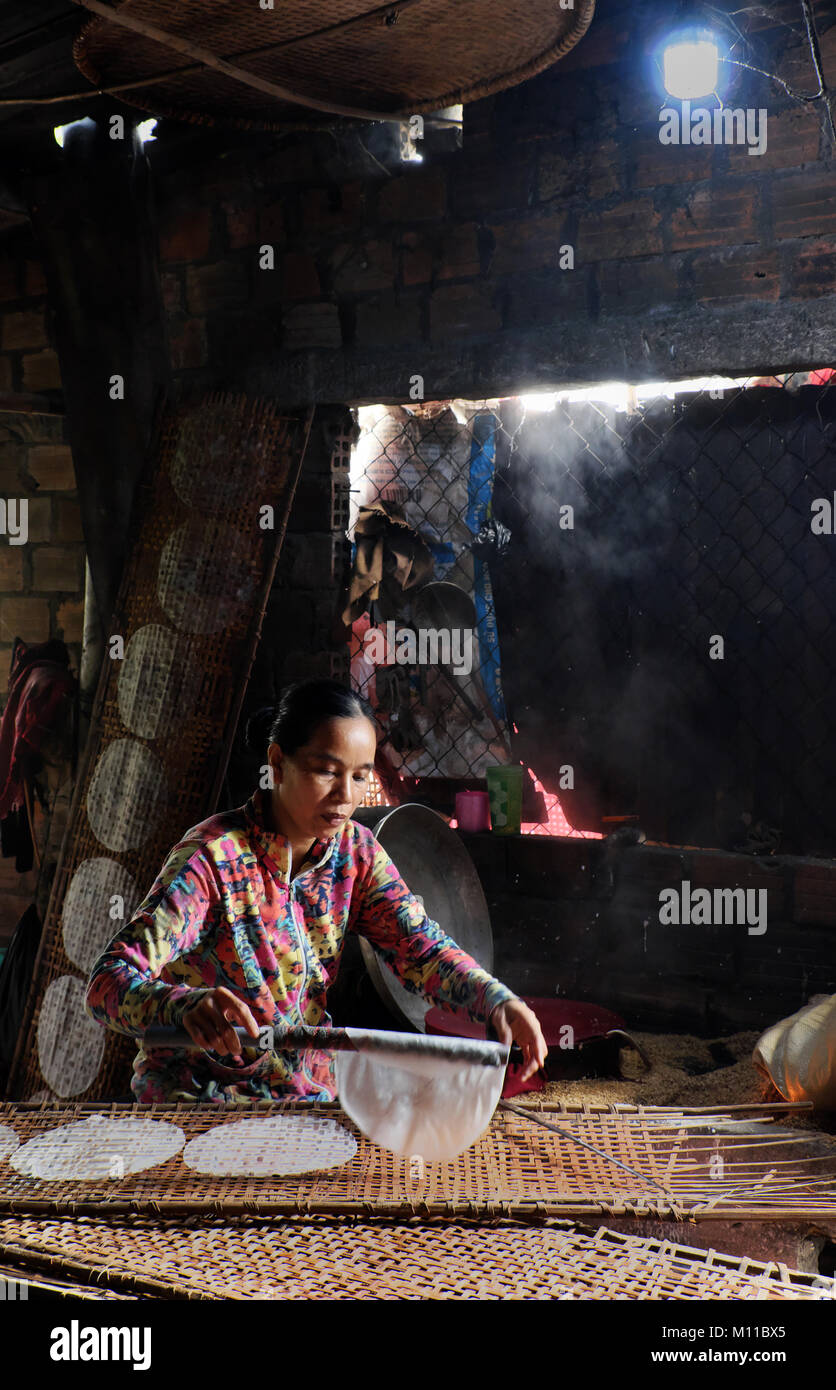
<box><xmin>490</xmin><ymin>998</ymin><xmax>548</xmax><ymax>1082</ymax></box>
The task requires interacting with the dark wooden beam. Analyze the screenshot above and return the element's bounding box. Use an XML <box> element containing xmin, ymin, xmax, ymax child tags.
<box><xmin>0</xmin><ymin>390</ymin><xmax>63</xmax><ymax>415</ymax></box>
<box><xmin>22</xmin><ymin>110</ymin><xmax>171</xmax><ymax>634</ymax></box>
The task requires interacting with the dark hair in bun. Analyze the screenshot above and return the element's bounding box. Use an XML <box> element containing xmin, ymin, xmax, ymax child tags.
<box><xmin>244</xmin><ymin>679</ymin><xmax>375</xmax><ymax>757</ymax></box>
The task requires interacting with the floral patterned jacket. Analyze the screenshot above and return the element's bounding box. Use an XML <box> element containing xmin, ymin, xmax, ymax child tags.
<box><xmin>84</xmin><ymin>788</ymin><xmax>516</xmax><ymax>1103</ymax></box>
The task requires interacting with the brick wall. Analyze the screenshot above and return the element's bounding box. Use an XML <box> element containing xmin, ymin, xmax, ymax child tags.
<box><xmin>0</xmin><ymin>233</ymin><xmax>60</xmax><ymax>396</ymax></box>
<box><xmin>0</xmin><ymin>409</ymin><xmax>83</xmax><ymax>694</ymax></box>
<box><xmin>0</xmin><ymin>223</ymin><xmax>80</xmax><ymax>942</ymax></box>
<box><xmin>0</xmin><ymin>225</ymin><xmax>83</xmax><ymax>700</ymax></box>
<box><xmin>144</xmin><ymin>0</ymin><xmax>836</xmax><ymax>406</ymax></box>
<box><xmin>0</xmin><ymin>397</ymin><xmax>83</xmax><ymax>943</ymax></box>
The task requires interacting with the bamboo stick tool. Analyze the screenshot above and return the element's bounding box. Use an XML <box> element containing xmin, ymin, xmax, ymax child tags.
<box><xmin>144</xmin><ymin>1021</ymin><xmax>518</xmax><ymax>1066</ymax></box>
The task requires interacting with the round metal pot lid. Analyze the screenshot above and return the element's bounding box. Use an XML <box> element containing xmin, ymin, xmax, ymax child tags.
<box><xmin>352</xmin><ymin>802</ymin><xmax>493</xmax><ymax>1031</ymax></box>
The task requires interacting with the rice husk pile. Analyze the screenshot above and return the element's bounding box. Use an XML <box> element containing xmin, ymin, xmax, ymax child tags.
<box><xmin>518</xmin><ymin>1030</ymin><xmax>836</xmax><ymax>1133</ymax></box>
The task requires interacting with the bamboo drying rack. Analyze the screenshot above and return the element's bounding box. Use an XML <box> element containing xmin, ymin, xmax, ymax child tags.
<box><xmin>0</xmin><ymin>1212</ymin><xmax>831</xmax><ymax>1301</ymax></box>
<box><xmin>1</xmin><ymin>1099</ymin><xmax>835</xmax><ymax>1223</ymax></box>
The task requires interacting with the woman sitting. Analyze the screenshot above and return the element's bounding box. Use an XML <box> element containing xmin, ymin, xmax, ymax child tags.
<box><xmin>85</xmin><ymin>679</ymin><xmax>546</xmax><ymax>1102</ymax></box>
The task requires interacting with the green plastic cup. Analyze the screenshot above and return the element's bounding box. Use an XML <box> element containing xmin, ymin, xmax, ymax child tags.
<box><xmin>485</xmin><ymin>764</ymin><xmax>524</xmax><ymax>834</ymax></box>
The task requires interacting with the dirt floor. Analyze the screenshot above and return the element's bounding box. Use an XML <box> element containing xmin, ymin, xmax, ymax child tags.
<box><xmin>513</xmin><ymin>1030</ymin><xmax>836</xmax><ymax>1134</ymax></box>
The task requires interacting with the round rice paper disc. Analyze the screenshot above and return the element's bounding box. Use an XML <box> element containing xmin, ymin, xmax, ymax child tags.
<box><xmin>11</xmin><ymin>1116</ymin><xmax>185</xmax><ymax>1181</ymax></box>
<box><xmin>37</xmin><ymin>974</ymin><xmax>107</xmax><ymax>1098</ymax></box>
<box><xmin>182</xmin><ymin>1115</ymin><xmax>357</xmax><ymax>1177</ymax></box>
<box><xmin>335</xmin><ymin>1046</ymin><xmax>506</xmax><ymax>1161</ymax></box>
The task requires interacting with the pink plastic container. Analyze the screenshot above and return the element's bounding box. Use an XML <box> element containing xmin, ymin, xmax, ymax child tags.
<box><xmin>454</xmin><ymin>790</ymin><xmax>491</xmax><ymax>832</ymax></box>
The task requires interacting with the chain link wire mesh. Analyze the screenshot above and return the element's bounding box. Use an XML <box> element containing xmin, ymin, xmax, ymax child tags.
<box><xmin>343</xmin><ymin>370</ymin><xmax>836</xmax><ymax>854</ymax></box>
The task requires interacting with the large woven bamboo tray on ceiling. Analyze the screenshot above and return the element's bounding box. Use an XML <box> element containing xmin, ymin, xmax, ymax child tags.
<box><xmin>71</xmin><ymin>0</ymin><xmax>596</xmax><ymax>130</ymax></box>
<box><xmin>2</xmin><ymin>1099</ymin><xmax>836</xmax><ymax>1223</ymax></box>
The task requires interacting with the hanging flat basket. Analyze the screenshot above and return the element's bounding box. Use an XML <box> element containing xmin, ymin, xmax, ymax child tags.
<box><xmin>71</xmin><ymin>0</ymin><xmax>596</xmax><ymax>130</ymax></box>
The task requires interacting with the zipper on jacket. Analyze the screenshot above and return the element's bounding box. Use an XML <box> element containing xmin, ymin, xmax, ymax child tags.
<box><xmin>288</xmin><ymin>880</ymin><xmax>314</xmax><ymax>1090</ymax></box>
<box><xmin>288</xmin><ymin>879</ymin><xmax>310</xmax><ymax>1010</ymax></box>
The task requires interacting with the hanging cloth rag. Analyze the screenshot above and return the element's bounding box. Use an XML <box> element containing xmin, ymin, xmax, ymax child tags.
<box><xmin>0</xmin><ymin>639</ymin><xmax>77</xmax><ymax>867</ymax></box>
<box><xmin>342</xmin><ymin>502</ymin><xmax>434</xmax><ymax>625</ymax></box>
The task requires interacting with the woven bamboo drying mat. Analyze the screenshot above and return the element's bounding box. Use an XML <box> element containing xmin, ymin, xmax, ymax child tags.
<box><xmin>0</xmin><ymin>1258</ymin><xmax>142</xmax><ymax>1300</ymax></box>
<box><xmin>72</xmin><ymin>0</ymin><xmax>596</xmax><ymax>131</ymax></box>
<box><xmin>6</xmin><ymin>395</ymin><xmax>313</xmax><ymax>1103</ymax></box>
<box><xmin>0</xmin><ymin>1213</ymin><xmax>832</xmax><ymax>1301</ymax></box>
<box><xmin>1</xmin><ymin>1100</ymin><xmax>835</xmax><ymax>1222</ymax></box>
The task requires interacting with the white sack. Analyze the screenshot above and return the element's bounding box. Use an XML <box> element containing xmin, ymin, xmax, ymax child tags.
<box><xmin>753</xmin><ymin>994</ymin><xmax>836</xmax><ymax>1109</ymax></box>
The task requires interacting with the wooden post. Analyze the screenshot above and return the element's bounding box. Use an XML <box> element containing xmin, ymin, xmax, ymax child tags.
<box><xmin>22</xmin><ymin>109</ymin><xmax>171</xmax><ymax>637</ymax></box>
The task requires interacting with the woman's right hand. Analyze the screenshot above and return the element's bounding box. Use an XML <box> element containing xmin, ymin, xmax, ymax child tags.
<box><xmin>181</xmin><ymin>987</ymin><xmax>261</xmax><ymax>1056</ymax></box>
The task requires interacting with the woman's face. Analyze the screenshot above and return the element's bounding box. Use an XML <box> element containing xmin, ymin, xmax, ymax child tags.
<box><xmin>268</xmin><ymin>715</ymin><xmax>377</xmax><ymax>845</ymax></box>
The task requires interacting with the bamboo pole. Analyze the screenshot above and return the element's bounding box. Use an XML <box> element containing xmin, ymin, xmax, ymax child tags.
<box><xmin>1</xmin><ymin>1195</ymin><xmax>836</xmax><ymax>1222</ymax></box>
<box><xmin>0</xmin><ymin>1238</ymin><xmax>212</xmax><ymax>1300</ymax></box>
<box><xmin>514</xmin><ymin>1100</ymin><xmax>816</xmax><ymax>1115</ymax></box>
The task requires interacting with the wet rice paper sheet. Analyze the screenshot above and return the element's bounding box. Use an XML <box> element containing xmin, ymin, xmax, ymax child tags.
<box><xmin>336</xmin><ymin>1030</ymin><xmax>509</xmax><ymax>1162</ymax></box>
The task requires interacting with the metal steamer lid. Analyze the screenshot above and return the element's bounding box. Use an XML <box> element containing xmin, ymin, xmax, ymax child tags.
<box><xmin>351</xmin><ymin>803</ymin><xmax>494</xmax><ymax>1031</ymax></box>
